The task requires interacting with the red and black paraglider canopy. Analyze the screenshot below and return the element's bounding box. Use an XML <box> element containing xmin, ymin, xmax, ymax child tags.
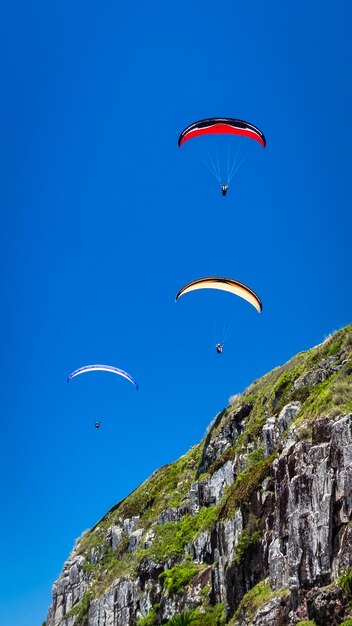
<box><xmin>178</xmin><ymin>117</ymin><xmax>266</xmax><ymax>149</ymax></box>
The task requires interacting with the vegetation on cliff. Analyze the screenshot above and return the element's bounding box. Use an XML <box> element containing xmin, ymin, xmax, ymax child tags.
<box><xmin>48</xmin><ymin>324</ymin><xmax>352</xmax><ymax>626</ymax></box>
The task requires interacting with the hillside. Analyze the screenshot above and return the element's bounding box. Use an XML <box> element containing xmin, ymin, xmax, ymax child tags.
<box><xmin>45</xmin><ymin>324</ymin><xmax>352</xmax><ymax>626</ymax></box>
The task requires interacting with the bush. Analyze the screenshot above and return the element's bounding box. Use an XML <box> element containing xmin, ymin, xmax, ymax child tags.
<box><xmin>167</xmin><ymin>610</ymin><xmax>196</xmax><ymax>625</ymax></box>
<box><xmin>139</xmin><ymin>507</ymin><xmax>218</xmax><ymax>563</ymax></box>
<box><xmin>233</xmin><ymin>580</ymin><xmax>289</xmax><ymax>622</ymax></box>
<box><xmin>159</xmin><ymin>561</ymin><xmax>200</xmax><ymax>593</ymax></box>
<box><xmin>233</xmin><ymin>581</ymin><xmax>272</xmax><ymax>621</ymax></box>
<box><xmin>136</xmin><ymin>606</ymin><xmax>160</xmax><ymax>626</ymax></box>
<box><xmin>220</xmin><ymin>453</ymin><xmax>275</xmax><ymax>518</ymax></box>
<box><xmin>66</xmin><ymin>590</ymin><xmax>93</xmax><ymax>625</ymax></box>
<box><xmin>246</xmin><ymin>447</ymin><xmax>264</xmax><ymax>470</ymax></box>
<box><xmin>333</xmin><ymin>381</ymin><xmax>352</xmax><ymax>406</ymax></box>
<box><xmin>339</xmin><ymin>569</ymin><xmax>352</xmax><ymax>596</ymax></box>
<box><xmin>191</xmin><ymin>603</ymin><xmax>225</xmax><ymax>625</ymax></box>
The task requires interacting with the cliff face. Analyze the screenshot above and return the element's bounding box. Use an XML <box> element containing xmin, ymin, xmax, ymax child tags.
<box><xmin>45</xmin><ymin>325</ymin><xmax>352</xmax><ymax>626</ymax></box>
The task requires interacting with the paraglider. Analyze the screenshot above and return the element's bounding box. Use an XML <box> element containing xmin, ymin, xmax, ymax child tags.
<box><xmin>176</xmin><ymin>276</ymin><xmax>262</xmax><ymax>313</ymax></box>
<box><xmin>67</xmin><ymin>364</ymin><xmax>138</xmax><ymax>389</ymax></box>
<box><xmin>176</xmin><ymin>276</ymin><xmax>262</xmax><ymax>351</ymax></box>
<box><xmin>67</xmin><ymin>365</ymin><xmax>138</xmax><ymax>428</ymax></box>
<box><xmin>178</xmin><ymin>118</ymin><xmax>266</xmax><ymax>149</ymax></box>
<box><xmin>178</xmin><ymin>117</ymin><xmax>266</xmax><ymax>195</ymax></box>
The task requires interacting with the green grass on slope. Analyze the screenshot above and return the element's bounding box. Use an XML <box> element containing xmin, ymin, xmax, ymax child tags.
<box><xmin>205</xmin><ymin>325</ymin><xmax>352</xmax><ymax>479</ymax></box>
<box><xmin>138</xmin><ymin>505</ymin><xmax>219</xmax><ymax>563</ymax></box>
<box><xmin>229</xmin><ymin>580</ymin><xmax>290</xmax><ymax>624</ymax></box>
<box><xmin>159</xmin><ymin>561</ymin><xmax>202</xmax><ymax>594</ymax></box>
<box><xmin>136</xmin><ymin>606</ymin><xmax>160</xmax><ymax>626</ymax></box>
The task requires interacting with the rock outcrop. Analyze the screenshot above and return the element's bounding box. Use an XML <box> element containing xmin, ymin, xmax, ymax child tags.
<box><xmin>45</xmin><ymin>325</ymin><xmax>352</xmax><ymax>626</ymax></box>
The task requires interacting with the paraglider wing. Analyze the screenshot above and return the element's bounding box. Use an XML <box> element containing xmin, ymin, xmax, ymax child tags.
<box><xmin>67</xmin><ymin>364</ymin><xmax>138</xmax><ymax>389</ymax></box>
<box><xmin>178</xmin><ymin>118</ymin><xmax>266</xmax><ymax>149</ymax></box>
<box><xmin>175</xmin><ymin>277</ymin><xmax>262</xmax><ymax>313</ymax></box>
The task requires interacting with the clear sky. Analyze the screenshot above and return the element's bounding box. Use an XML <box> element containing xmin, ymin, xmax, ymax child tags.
<box><xmin>0</xmin><ymin>1</ymin><xmax>351</xmax><ymax>624</ymax></box>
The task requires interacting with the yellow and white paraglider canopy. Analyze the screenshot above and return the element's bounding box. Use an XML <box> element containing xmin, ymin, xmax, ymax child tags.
<box><xmin>176</xmin><ymin>276</ymin><xmax>262</xmax><ymax>313</ymax></box>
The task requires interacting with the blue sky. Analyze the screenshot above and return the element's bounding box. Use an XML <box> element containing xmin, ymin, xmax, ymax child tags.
<box><xmin>0</xmin><ymin>1</ymin><xmax>351</xmax><ymax>624</ymax></box>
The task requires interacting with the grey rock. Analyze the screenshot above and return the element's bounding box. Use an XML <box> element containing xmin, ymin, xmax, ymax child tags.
<box><xmin>187</xmin><ymin>481</ymin><xmax>200</xmax><ymax>515</ymax></box>
<box><xmin>157</xmin><ymin>502</ymin><xmax>192</xmax><ymax>525</ymax></box>
<box><xmin>89</xmin><ymin>579</ymin><xmax>142</xmax><ymax>626</ymax></box>
<box><xmin>263</xmin><ymin>402</ymin><xmax>301</xmax><ymax>458</ymax></box>
<box><xmin>193</xmin><ymin>530</ymin><xmax>213</xmax><ymax>564</ymax></box>
<box><xmin>200</xmin><ymin>461</ymin><xmax>234</xmax><ymax>505</ymax></box>
<box><xmin>128</xmin><ymin>529</ymin><xmax>143</xmax><ymax>552</ymax></box>
<box><xmin>330</xmin><ymin>413</ymin><xmax>352</xmax><ymax>524</ymax></box>
<box><xmin>123</xmin><ymin>516</ymin><xmax>140</xmax><ymax>535</ymax></box>
<box><xmin>47</xmin><ymin>555</ymin><xmax>88</xmax><ymax>626</ymax></box>
<box><xmin>268</xmin><ymin>423</ymin><xmax>345</xmax><ymax>592</ymax></box>
<box><xmin>253</xmin><ymin>595</ymin><xmax>290</xmax><ymax>626</ymax></box>
<box><xmin>277</xmin><ymin>402</ymin><xmax>301</xmax><ymax>437</ymax></box>
<box><xmin>306</xmin><ymin>584</ymin><xmax>349</xmax><ymax>626</ymax></box>
<box><xmin>110</xmin><ymin>524</ymin><xmax>124</xmax><ymax>551</ymax></box>
<box><xmin>293</xmin><ymin>362</ymin><xmax>335</xmax><ymax>390</ymax></box>
<box><xmin>263</xmin><ymin>417</ymin><xmax>276</xmax><ymax>458</ymax></box>
<box><xmin>199</xmin><ymin>404</ymin><xmax>252</xmax><ymax>473</ymax></box>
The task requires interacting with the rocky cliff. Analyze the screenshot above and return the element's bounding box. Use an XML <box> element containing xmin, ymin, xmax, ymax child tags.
<box><xmin>45</xmin><ymin>325</ymin><xmax>352</xmax><ymax>626</ymax></box>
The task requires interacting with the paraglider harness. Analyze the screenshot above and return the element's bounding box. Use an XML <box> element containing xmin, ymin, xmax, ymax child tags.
<box><xmin>216</xmin><ymin>343</ymin><xmax>224</xmax><ymax>354</ymax></box>
<box><xmin>94</xmin><ymin>421</ymin><xmax>101</xmax><ymax>429</ymax></box>
<box><xmin>221</xmin><ymin>184</ymin><xmax>229</xmax><ymax>197</ymax></box>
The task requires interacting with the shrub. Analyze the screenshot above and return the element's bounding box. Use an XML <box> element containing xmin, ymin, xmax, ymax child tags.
<box><xmin>332</xmin><ymin>381</ymin><xmax>352</xmax><ymax>406</ymax></box>
<box><xmin>139</xmin><ymin>506</ymin><xmax>219</xmax><ymax>563</ymax></box>
<box><xmin>233</xmin><ymin>580</ymin><xmax>289</xmax><ymax>622</ymax></box>
<box><xmin>191</xmin><ymin>603</ymin><xmax>225</xmax><ymax>625</ymax></box>
<box><xmin>220</xmin><ymin>453</ymin><xmax>275</xmax><ymax>518</ymax></box>
<box><xmin>246</xmin><ymin>447</ymin><xmax>264</xmax><ymax>470</ymax></box>
<box><xmin>159</xmin><ymin>561</ymin><xmax>200</xmax><ymax>594</ymax></box>
<box><xmin>339</xmin><ymin>569</ymin><xmax>352</xmax><ymax>596</ymax></box>
<box><xmin>327</xmin><ymin>339</ymin><xmax>341</xmax><ymax>356</ymax></box>
<box><xmin>292</xmin><ymin>386</ymin><xmax>311</xmax><ymax>403</ymax></box>
<box><xmin>66</xmin><ymin>590</ymin><xmax>93</xmax><ymax>625</ymax></box>
<box><xmin>137</xmin><ymin>606</ymin><xmax>159</xmax><ymax>626</ymax></box>
<box><xmin>233</xmin><ymin>580</ymin><xmax>272</xmax><ymax>621</ymax></box>
<box><xmin>167</xmin><ymin>610</ymin><xmax>196</xmax><ymax>625</ymax></box>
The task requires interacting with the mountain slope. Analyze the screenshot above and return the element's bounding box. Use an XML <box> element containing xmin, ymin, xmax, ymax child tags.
<box><xmin>45</xmin><ymin>324</ymin><xmax>352</xmax><ymax>626</ymax></box>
